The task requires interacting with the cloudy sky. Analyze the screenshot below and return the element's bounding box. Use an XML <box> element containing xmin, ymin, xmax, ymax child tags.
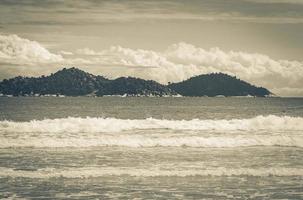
<box><xmin>0</xmin><ymin>0</ymin><xmax>303</xmax><ymax>96</ymax></box>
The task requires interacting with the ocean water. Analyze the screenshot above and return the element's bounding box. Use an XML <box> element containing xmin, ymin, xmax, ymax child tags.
<box><xmin>0</xmin><ymin>97</ymin><xmax>302</xmax><ymax>199</ymax></box>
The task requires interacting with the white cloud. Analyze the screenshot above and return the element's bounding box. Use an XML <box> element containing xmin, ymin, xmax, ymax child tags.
<box><xmin>163</xmin><ymin>43</ymin><xmax>303</xmax><ymax>89</ymax></box>
<box><xmin>59</xmin><ymin>50</ymin><xmax>73</xmax><ymax>55</ymax></box>
<box><xmin>75</xmin><ymin>48</ymin><xmax>102</xmax><ymax>55</ymax></box>
<box><xmin>0</xmin><ymin>34</ymin><xmax>63</xmax><ymax>65</ymax></box>
<box><xmin>271</xmin><ymin>87</ymin><xmax>303</xmax><ymax>97</ymax></box>
<box><xmin>87</xmin><ymin>43</ymin><xmax>303</xmax><ymax>96</ymax></box>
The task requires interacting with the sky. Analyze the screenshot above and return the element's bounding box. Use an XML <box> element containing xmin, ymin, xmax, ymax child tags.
<box><xmin>0</xmin><ymin>0</ymin><xmax>303</xmax><ymax>96</ymax></box>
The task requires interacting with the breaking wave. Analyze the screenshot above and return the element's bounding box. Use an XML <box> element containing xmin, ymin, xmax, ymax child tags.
<box><xmin>1</xmin><ymin>134</ymin><xmax>302</xmax><ymax>148</ymax></box>
<box><xmin>0</xmin><ymin>115</ymin><xmax>302</xmax><ymax>148</ymax></box>
<box><xmin>0</xmin><ymin>167</ymin><xmax>302</xmax><ymax>178</ymax></box>
<box><xmin>0</xmin><ymin>115</ymin><xmax>303</xmax><ymax>133</ymax></box>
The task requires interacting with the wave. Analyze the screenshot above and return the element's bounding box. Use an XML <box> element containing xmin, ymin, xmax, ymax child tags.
<box><xmin>0</xmin><ymin>167</ymin><xmax>302</xmax><ymax>178</ymax></box>
<box><xmin>1</xmin><ymin>115</ymin><xmax>303</xmax><ymax>134</ymax></box>
<box><xmin>1</xmin><ymin>134</ymin><xmax>302</xmax><ymax>148</ymax></box>
<box><xmin>0</xmin><ymin>115</ymin><xmax>302</xmax><ymax>148</ymax></box>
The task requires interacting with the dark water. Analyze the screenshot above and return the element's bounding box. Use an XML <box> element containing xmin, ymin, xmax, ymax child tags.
<box><xmin>1</xmin><ymin>97</ymin><xmax>303</xmax><ymax>121</ymax></box>
<box><xmin>0</xmin><ymin>97</ymin><xmax>302</xmax><ymax>199</ymax></box>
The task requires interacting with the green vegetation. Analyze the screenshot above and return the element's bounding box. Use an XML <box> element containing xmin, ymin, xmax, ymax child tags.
<box><xmin>97</xmin><ymin>77</ymin><xmax>176</xmax><ymax>96</ymax></box>
<box><xmin>0</xmin><ymin>68</ymin><xmax>176</xmax><ymax>96</ymax></box>
<box><xmin>168</xmin><ymin>73</ymin><xmax>270</xmax><ymax>97</ymax></box>
<box><xmin>0</xmin><ymin>68</ymin><xmax>108</xmax><ymax>96</ymax></box>
<box><xmin>0</xmin><ymin>68</ymin><xmax>271</xmax><ymax>97</ymax></box>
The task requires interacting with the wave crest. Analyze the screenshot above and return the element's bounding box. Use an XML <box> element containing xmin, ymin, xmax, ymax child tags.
<box><xmin>1</xmin><ymin>115</ymin><xmax>303</xmax><ymax>133</ymax></box>
<box><xmin>1</xmin><ymin>115</ymin><xmax>302</xmax><ymax>148</ymax></box>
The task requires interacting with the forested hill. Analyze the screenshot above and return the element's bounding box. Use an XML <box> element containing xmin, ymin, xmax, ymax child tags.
<box><xmin>0</xmin><ymin>68</ymin><xmax>108</xmax><ymax>96</ymax></box>
<box><xmin>0</xmin><ymin>68</ymin><xmax>176</xmax><ymax>96</ymax></box>
<box><xmin>0</xmin><ymin>68</ymin><xmax>271</xmax><ymax>97</ymax></box>
<box><xmin>168</xmin><ymin>73</ymin><xmax>271</xmax><ymax>97</ymax></box>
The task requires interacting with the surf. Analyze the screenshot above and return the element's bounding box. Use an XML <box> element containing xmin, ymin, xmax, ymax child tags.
<box><xmin>0</xmin><ymin>115</ymin><xmax>303</xmax><ymax>134</ymax></box>
<box><xmin>0</xmin><ymin>115</ymin><xmax>302</xmax><ymax>148</ymax></box>
<box><xmin>0</xmin><ymin>166</ymin><xmax>302</xmax><ymax>178</ymax></box>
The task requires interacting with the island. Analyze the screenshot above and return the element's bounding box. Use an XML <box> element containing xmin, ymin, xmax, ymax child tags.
<box><xmin>0</xmin><ymin>67</ymin><xmax>272</xmax><ymax>97</ymax></box>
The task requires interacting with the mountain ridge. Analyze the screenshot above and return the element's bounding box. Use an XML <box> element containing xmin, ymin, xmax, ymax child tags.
<box><xmin>0</xmin><ymin>67</ymin><xmax>271</xmax><ymax>97</ymax></box>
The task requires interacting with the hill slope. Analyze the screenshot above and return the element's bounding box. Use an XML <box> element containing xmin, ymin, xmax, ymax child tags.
<box><xmin>0</xmin><ymin>68</ymin><xmax>109</xmax><ymax>96</ymax></box>
<box><xmin>0</xmin><ymin>68</ymin><xmax>271</xmax><ymax>97</ymax></box>
<box><xmin>0</xmin><ymin>68</ymin><xmax>176</xmax><ymax>96</ymax></box>
<box><xmin>97</xmin><ymin>77</ymin><xmax>177</xmax><ymax>96</ymax></box>
<box><xmin>168</xmin><ymin>73</ymin><xmax>271</xmax><ymax>97</ymax></box>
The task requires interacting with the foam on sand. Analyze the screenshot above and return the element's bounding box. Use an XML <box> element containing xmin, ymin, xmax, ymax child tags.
<box><xmin>1</xmin><ymin>134</ymin><xmax>302</xmax><ymax>148</ymax></box>
<box><xmin>0</xmin><ymin>166</ymin><xmax>302</xmax><ymax>178</ymax></box>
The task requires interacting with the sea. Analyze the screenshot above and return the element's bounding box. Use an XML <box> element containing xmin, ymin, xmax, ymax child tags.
<box><xmin>0</xmin><ymin>97</ymin><xmax>302</xmax><ymax>199</ymax></box>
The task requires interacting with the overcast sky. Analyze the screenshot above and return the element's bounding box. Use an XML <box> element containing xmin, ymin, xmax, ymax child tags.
<box><xmin>0</xmin><ymin>0</ymin><xmax>303</xmax><ymax>96</ymax></box>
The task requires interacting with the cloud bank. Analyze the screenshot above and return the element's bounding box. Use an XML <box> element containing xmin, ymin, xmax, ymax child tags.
<box><xmin>0</xmin><ymin>34</ymin><xmax>63</xmax><ymax>65</ymax></box>
<box><xmin>0</xmin><ymin>34</ymin><xmax>302</xmax><ymax>96</ymax></box>
<box><xmin>84</xmin><ymin>43</ymin><xmax>303</xmax><ymax>96</ymax></box>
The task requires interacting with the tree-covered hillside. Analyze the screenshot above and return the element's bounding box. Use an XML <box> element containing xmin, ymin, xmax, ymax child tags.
<box><xmin>168</xmin><ymin>73</ymin><xmax>271</xmax><ymax>97</ymax></box>
<box><xmin>0</xmin><ymin>68</ymin><xmax>176</xmax><ymax>96</ymax></box>
<box><xmin>97</xmin><ymin>77</ymin><xmax>177</xmax><ymax>96</ymax></box>
<box><xmin>0</xmin><ymin>68</ymin><xmax>271</xmax><ymax>97</ymax></box>
<box><xmin>0</xmin><ymin>68</ymin><xmax>108</xmax><ymax>96</ymax></box>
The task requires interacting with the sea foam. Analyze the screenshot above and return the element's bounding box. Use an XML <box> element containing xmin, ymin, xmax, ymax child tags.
<box><xmin>0</xmin><ymin>115</ymin><xmax>303</xmax><ymax>133</ymax></box>
<box><xmin>0</xmin><ymin>115</ymin><xmax>302</xmax><ymax>148</ymax></box>
<box><xmin>1</xmin><ymin>134</ymin><xmax>302</xmax><ymax>148</ymax></box>
<box><xmin>0</xmin><ymin>167</ymin><xmax>302</xmax><ymax>178</ymax></box>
